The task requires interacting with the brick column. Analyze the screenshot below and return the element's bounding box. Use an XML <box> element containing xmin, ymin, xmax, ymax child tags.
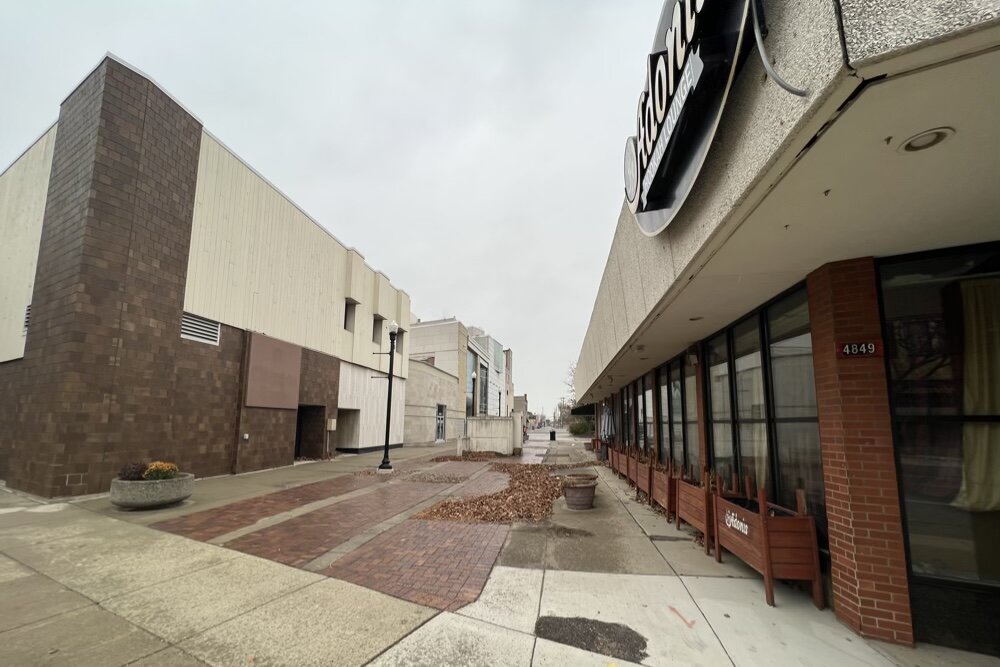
<box><xmin>807</xmin><ymin>258</ymin><xmax>913</xmax><ymax>645</ymax></box>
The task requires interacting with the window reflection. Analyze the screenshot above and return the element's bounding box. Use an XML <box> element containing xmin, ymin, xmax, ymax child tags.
<box><xmin>882</xmin><ymin>249</ymin><xmax>1000</xmax><ymax>585</ymax></box>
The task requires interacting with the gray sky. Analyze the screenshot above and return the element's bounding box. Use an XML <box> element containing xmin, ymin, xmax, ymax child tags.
<box><xmin>0</xmin><ymin>0</ymin><xmax>661</xmax><ymax>417</ymax></box>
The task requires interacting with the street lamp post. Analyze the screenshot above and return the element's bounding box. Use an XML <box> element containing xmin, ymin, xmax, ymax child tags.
<box><xmin>379</xmin><ymin>320</ymin><xmax>399</xmax><ymax>471</ymax></box>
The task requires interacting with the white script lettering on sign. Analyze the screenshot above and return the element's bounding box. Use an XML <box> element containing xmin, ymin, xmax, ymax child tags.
<box><xmin>725</xmin><ymin>509</ymin><xmax>749</xmax><ymax>536</ymax></box>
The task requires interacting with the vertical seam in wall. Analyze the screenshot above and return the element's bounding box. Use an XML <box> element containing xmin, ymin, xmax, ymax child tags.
<box><xmin>829</xmin><ymin>0</ymin><xmax>856</xmax><ymax>73</ymax></box>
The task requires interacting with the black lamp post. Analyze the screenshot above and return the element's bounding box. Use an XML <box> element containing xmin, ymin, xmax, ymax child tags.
<box><xmin>379</xmin><ymin>320</ymin><xmax>399</xmax><ymax>471</ymax></box>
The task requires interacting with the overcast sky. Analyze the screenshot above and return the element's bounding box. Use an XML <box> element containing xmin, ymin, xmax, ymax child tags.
<box><xmin>0</xmin><ymin>0</ymin><xmax>662</xmax><ymax>417</ymax></box>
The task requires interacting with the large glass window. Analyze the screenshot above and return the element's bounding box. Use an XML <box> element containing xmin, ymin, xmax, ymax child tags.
<box><xmin>767</xmin><ymin>288</ymin><xmax>824</xmax><ymax>542</ymax></box>
<box><xmin>881</xmin><ymin>246</ymin><xmax>1000</xmax><ymax>585</ymax></box>
<box><xmin>466</xmin><ymin>351</ymin><xmax>476</xmax><ymax>417</ymax></box>
<box><xmin>643</xmin><ymin>376</ymin><xmax>655</xmax><ymax>454</ymax></box>
<box><xmin>733</xmin><ymin>317</ymin><xmax>770</xmax><ymax>495</ymax></box>
<box><xmin>478</xmin><ymin>361</ymin><xmax>489</xmax><ymax>416</ymax></box>
<box><xmin>708</xmin><ymin>334</ymin><xmax>735</xmax><ymax>482</ymax></box>
<box><xmin>658</xmin><ymin>366</ymin><xmax>670</xmax><ymax>464</ymax></box>
<box><xmin>684</xmin><ymin>354</ymin><xmax>699</xmax><ymax>473</ymax></box>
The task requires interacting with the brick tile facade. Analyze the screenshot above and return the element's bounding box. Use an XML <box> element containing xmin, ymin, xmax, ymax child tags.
<box><xmin>1</xmin><ymin>58</ymin><xmax>345</xmax><ymax>497</ymax></box>
<box><xmin>808</xmin><ymin>258</ymin><xmax>913</xmax><ymax>645</ymax></box>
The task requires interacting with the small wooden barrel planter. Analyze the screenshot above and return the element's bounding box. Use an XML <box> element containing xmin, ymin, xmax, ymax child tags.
<box><xmin>636</xmin><ymin>456</ymin><xmax>651</xmax><ymax>497</ymax></box>
<box><xmin>713</xmin><ymin>484</ymin><xmax>824</xmax><ymax>609</ymax></box>
<box><xmin>651</xmin><ymin>464</ymin><xmax>676</xmax><ymax>520</ymax></box>
<box><xmin>675</xmin><ymin>471</ymin><xmax>713</xmax><ymax>555</ymax></box>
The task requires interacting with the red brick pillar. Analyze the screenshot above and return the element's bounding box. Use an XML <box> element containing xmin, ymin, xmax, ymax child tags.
<box><xmin>807</xmin><ymin>258</ymin><xmax>913</xmax><ymax>645</ymax></box>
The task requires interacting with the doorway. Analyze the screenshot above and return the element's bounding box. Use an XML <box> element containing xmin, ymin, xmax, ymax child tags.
<box><xmin>295</xmin><ymin>405</ymin><xmax>326</xmax><ymax>460</ymax></box>
<box><xmin>435</xmin><ymin>405</ymin><xmax>446</xmax><ymax>442</ymax></box>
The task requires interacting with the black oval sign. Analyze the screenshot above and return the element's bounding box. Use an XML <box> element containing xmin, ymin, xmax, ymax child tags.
<box><xmin>624</xmin><ymin>0</ymin><xmax>752</xmax><ymax>236</ymax></box>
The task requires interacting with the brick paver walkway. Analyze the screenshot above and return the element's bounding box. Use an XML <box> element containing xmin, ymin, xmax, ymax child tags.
<box><xmin>151</xmin><ymin>473</ymin><xmax>388</xmax><ymax>541</ymax></box>
<box><xmin>225</xmin><ymin>481</ymin><xmax>449</xmax><ymax>567</ymax></box>
<box><xmin>453</xmin><ymin>470</ymin><xmax>509</xmax><ymax>497</ymax></box>
<box><xmin>324</xmin><ymin>519</ymin><xmax>509</xmax><ymax>611</ymax></box>
<box><xmin>427</xmin><ymin>461</ymin><xmax>489</xmax><ymax>478</ymax></box>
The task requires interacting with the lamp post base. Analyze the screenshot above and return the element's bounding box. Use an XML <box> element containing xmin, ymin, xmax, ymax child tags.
<box><xmin>376</xmin><ymin>467</ymin><xmax>394</xmax><ymax>474</ymax></box>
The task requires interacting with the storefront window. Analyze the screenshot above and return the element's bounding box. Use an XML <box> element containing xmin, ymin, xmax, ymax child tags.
<box><xmin>767</xmin><ymin>287</ymin><xmax>824</xmax><ymax>542</ymax></box>
<box><xmin>733</xmin><ymin>317</ymin><xmax>770</xmax><ymax>495</ymax></box>
<box><xmin>881</xmin><ymin>246</ymin><xmax>1000</xmax><ymax>585</ymax></box>
<box><xmin>643</xmin><ymin>376</ymin><xmax>655</xmax><ymax>454</ymax></box>
<box><xmin>684</xmin><ymin>354</ymin><xmax>699</xmax><ymax>473</ymax></box>
<box><xmin>658</xmin><ymin>366</ymin><xmax>670</xmax><ymax>464</ymax></box>
<box><xmin>708</xmin><ymin>334</ymin><xmax>734</xmax><ymax>482</ymax></box>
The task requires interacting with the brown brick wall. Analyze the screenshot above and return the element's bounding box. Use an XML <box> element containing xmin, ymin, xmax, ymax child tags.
<box><xmin>808</xmin><ymin>257</ymin><xmax>913</xmax><ymax>646</ymax></box>
<box><xmin>169</xmin><ymin>324</ymin><xmax>245</xmax><ymax>478</ymax></box>
<box><xmin>5</xmin><ymin>57</ymin><xmax>205</xmax><ymax>496</ymax></box>
<box><xmin>298</xmin><ymin>348</ymin><xmax>341</xmax><ymax>458</ymax></box>
<box><xmin>236</xmin><ymin>408</ymin><xmax>296</xmax><ymax>473</ymax></box>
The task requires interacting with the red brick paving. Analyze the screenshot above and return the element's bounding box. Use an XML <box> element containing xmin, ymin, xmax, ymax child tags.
<box><xmin>428</xmin><ymin>461</ymin><xmax>489</xmax><ymax>477</ymax></box>
<box><xmin>324</xmin><ymin>519</ymin><xmax>509</xmax><ymax>611</ymax></box>
<box><xmin>453</xmin><ymin>471</ymin><xmax>509</xmax><ymax>497</ymax></box>
<box><xmin>151</xmin><ymin>474</ymin><xmax>389</xmax><ymax>541</ymax></box>
<box><xmin>225</xmin><ymin>481</ymin><xmax>449</xmax><ymax>567</ymax></box>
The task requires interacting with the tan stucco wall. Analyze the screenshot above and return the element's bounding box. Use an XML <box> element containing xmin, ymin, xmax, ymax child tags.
<box><xmin>575</xmin><ymin>0</ymin><xmax>846</xmax><ymax>400</ymax></box>
<box><xmin>0</xmin><ymin>125</ymin><xmax>57</xmax><ymax>363</ymax></box>
<box><xmin>404</xmin><ymin>360</ymin><xmax>464</xmax><ymax>444</ymax></box>
<box><xmin>337</xmin><ymin>360</ymin><xmax>405</xmax><ymax>449</ymax></box>
<box><xmin>185</xmin><ymin>132</ymin><xmax>410</xmax><ymax>377</ymax></box>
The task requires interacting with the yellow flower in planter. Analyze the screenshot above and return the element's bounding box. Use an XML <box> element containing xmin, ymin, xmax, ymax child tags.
<box><xmin>143</xmin><ymin>461</ymin><xmax>179</xmax><ymax>480</ymax></box>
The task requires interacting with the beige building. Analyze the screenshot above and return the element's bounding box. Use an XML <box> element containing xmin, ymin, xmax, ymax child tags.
<box><xmin>403</xmin><ymin>359</ymin><xmax>464</xmax><ymax>445</ymax></box>
<box><xmin>0</xmin><ymin>56</ymin><xmax>411</xmax><ymax>498</ymax></box>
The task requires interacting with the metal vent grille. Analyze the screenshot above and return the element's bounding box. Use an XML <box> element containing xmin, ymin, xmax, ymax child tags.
<box><xmin>181</xmin><ymin>312</ymin><xmax>220</xmax><ymax>345</ymax></box>
<box><xmin>22</xmin><ymin>304</ymin><xmax>30</xmax><ymax>336</ymax></box>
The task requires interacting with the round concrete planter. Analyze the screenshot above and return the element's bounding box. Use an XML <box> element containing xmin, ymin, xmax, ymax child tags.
<box><xmin>564</xmin><ymin>472</ymin><xmax>598</xmax><ymax>484</ymax></box>
<box><xmin>110</xmin><ymin>473</ymin><xmax>194</xmax><ymax>509</ymax></box>
<box><xmin>563</xmin><ymin>479</ymin><xmax>597</xmax><ymax>510</ymax></box>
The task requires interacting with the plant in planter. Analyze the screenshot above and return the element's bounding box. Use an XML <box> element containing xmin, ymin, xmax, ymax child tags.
<box><xmin>110</xmin><ymin>460</ymin><xmax>194</xmax><ymax>509</ymax></box>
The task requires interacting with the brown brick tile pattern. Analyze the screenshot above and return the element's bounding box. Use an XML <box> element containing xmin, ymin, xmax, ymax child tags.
<box><xmin>225</xmin><ymin>481</ymin><xmax>448</xmax><ymax>567</ymax></box>
<box><xmin>325</xmin><ymin>519</ymin><xmax>509</xmax><ymax>611</ymax></box>
<box><xmin>453</xmin><ymin>471</ymin><xmax>509</xmax><ymax>497</ymax></box>
<box><xmin>152</xmin><ymin>473</ymin><xmax>388</xmax><ymax>541</ymax></box>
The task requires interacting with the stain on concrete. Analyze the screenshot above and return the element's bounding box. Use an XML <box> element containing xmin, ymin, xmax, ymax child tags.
<box><xmin>534</xmin><ymin>615</ymin><xmax>648</xmax><ymax>663</ymax></box>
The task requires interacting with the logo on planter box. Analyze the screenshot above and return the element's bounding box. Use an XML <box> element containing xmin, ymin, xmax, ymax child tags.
<box><xmin>624</xmin><ymin>0</ymin><xmax>753</xmax><ymax>236</ymax></box>
<box><xmin>725</xmin><ymin>509</ymin><xmax>749</xmax><ymax>536</ymax></box>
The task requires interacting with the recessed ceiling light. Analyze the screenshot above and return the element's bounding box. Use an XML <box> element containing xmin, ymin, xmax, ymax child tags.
<box><xmin>898</xmin><ymin>127</ymin><xmax>955</xmax><ymax>153</ymax></box>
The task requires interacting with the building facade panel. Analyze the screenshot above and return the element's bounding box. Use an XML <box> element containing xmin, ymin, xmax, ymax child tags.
<box><xmin>403</xmin><ymin>360</ymin><xmax>463</xmax><ymax>445</ymax></box>
<box><xmin>0</xmin><ymin>125</ymin><xmax>57</xmax><ymax>363</ymax></box>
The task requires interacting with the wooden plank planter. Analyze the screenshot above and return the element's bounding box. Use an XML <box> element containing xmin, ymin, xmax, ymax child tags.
<box><xmin>651</xmin><ymin>466</ymin><xmax>676</xmax><ymax>520</ymax></box>
<box><xmin>713</xmin><ymin>486</ymin><xmax>824</xmax><ymax>609</ymax></box>
<box><xmin>636</xmin><ymin>457</ymin><xmax>651</xmax><ymax>496</ymax></box>
<box><xmin>627</xmin><ymin>452</ymin><xmax>638</xmax><ymax>487</ymax></box>
<box><xmin>675</xmin><ymin>473</ymin><xmax>713</xmax><ymax>555</ymax></box>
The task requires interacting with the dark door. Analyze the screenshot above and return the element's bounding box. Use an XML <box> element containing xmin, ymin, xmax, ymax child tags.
<box><xmin>435</xmin><ymin>405</ymin><xmax>446</xmax><ymax>441</ymax></box>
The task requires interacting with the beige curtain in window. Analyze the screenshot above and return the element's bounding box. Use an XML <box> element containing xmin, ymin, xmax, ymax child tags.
<box><xmin>952</xmin><ymin>278</ymin><xmax>1000</xmax><ymax>512</ymax></box>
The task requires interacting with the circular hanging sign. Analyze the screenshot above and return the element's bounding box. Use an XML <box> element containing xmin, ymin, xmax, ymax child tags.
<box><xmin>624</xmin><ymin>0</ymin><xmax>753</xmax><ymax>236</ymax></box>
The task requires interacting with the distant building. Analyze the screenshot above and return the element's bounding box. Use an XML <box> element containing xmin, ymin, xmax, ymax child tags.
<box><xmin>407</xmin><ymin>318</ymin><xmax>513</xmax><ymax>441</ymax></box>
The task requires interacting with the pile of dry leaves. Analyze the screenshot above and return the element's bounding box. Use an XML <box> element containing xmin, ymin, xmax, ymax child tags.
<box><xmin>429</xmin><ymin>452</ymin><xmax>500</xmax><ymax>463</ymax></box>
<box><xmin>415</xmin><ymin>462</ymin><xmax>594</xmax><ymax>523</ymax></box>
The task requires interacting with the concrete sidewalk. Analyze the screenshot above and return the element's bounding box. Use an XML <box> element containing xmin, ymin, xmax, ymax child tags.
<box><xmin>1</xmin><ymin>440</ymin><xmax>997</xmax><ymax>666</ymax></box>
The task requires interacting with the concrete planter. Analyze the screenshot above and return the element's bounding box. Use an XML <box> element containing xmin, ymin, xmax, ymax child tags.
<box><xmin>563</xmin><ymin>479</ymin><xmax>597</xmax><ymax>510</ymax></box>
<box><xmin>110</xmin><ymin>473</ymin><xmax>194</xmax><ymax>509</ymax></box>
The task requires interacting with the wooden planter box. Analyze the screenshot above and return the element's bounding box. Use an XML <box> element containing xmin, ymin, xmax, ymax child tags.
<box><xmin>636</xmin><ymin>459</ymin><xmax>651</xmax><ymax>496</ymax></box>
<box><xmin>651</xmin><ymin>467</ymin><xmax>676</xmax><ymax>518</ymax></box>
<box><xmin>611</xmin><ymin>449</ymin><xmax>621</xmax><ymax>475</ymax></box>
<box><xmin>713</xmin><ymin>488</ymin><xmax>824</xmax><ymax>608</ymax></box>
<box><xmin>627</xmin><ymin>452</ymin><xmax>638</xmax><ymax>487</ymax></box>
<box><xmin>675</xmin><ymin>474</ymin><xmax>713</xmax><ymax>555</ymax></box>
